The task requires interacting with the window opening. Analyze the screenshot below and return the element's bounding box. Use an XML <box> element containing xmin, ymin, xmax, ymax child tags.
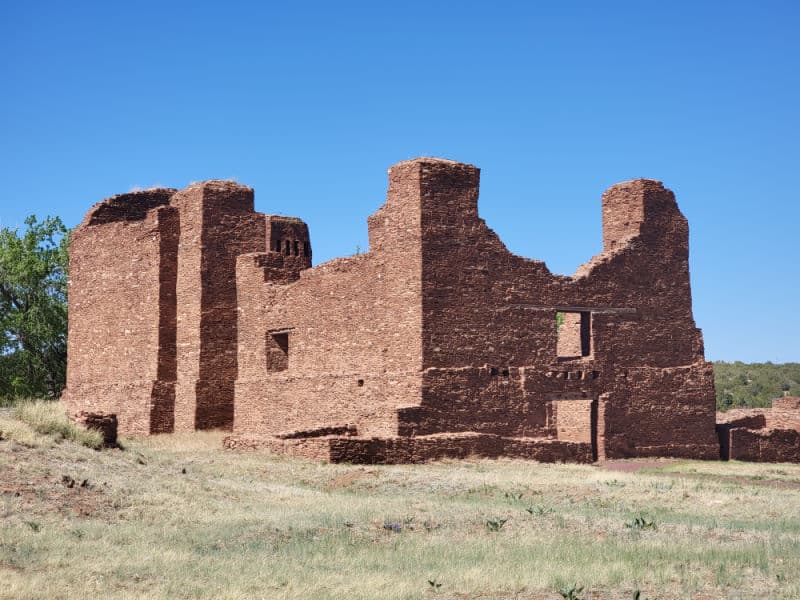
<box><xmin>556</xmin><ymin>311</ymin><xmax>591</xmax><ymax>358</ymax></box>
<box><xmin>266</xmin><ymin>331</ymin><xmax>290</xmax><ymax>372</ymax></box>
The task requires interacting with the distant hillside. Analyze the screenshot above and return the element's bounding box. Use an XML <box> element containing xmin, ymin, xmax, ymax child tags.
<box><xmin>714</xmin><ymin>361</ymin><xmax>800</xmax><ymax>411</ymax></box>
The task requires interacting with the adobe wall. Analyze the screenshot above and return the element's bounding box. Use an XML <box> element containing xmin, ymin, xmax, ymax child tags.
<box><xmin>224</xmin><ymin>432</ymin><xmax>593</xmax><ymax>464</ymax></box>
<box><xmin>63</xmin><ymin>189</ymin><xmax>179</xmax><ymax>435</ymax></box>
<box><xmin>727</xmin><ymin>428</ymin><xmax>800</xmax><ymax>462</ymax></box>
<box><xmin>717</xmin><ymin>398</ymin><xmax>800</xmax><ymax>462</ymax></box>
<box><xmin>553</xmin><ymin>399</ymin><xmax>593</xmax><ymax>444</ymax></box>
<box><xmin>396</xmin><ymin>159</ymin><xmax>717</xmax><ymax>459</ymax></box>
<box><xmin>233</xmin><ymin>164</ymin><xmax>425</xmax><ymax>438</ymax></box>
<box><xmin>230</xmin><ymin>158</ymin><xmax>717</xmax><ymax>462</ymax></box>
<box><xmin>66</xmin><ymin>181</ymin><xmax>307</xmax><ymax>435</ymax></box>
<box><xmin>67</xmin><ymin>158</ymin><xmax>721</xmax><ymax>463</ymax></box>
<box><xmin>171</xmin><ymin>181</ymin><xmax>268</xmax><ymax>432</ymax></box>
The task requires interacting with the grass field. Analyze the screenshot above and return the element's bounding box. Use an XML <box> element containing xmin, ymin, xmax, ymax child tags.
<box><xmin>2</xmin><ymin>406</ymin><xmax>800</xmax><ymax>599</ymax></box>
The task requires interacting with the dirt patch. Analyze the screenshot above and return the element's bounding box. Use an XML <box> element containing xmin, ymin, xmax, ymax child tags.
<box><xmin>325</xmin><ymin>468</ymin><xmax>380</xmax><ymax>491</ymax></box>
<box><xmin>0</xmin><ymin>444</ymin><xmax>115</xmax><ymax>519</ymax></box>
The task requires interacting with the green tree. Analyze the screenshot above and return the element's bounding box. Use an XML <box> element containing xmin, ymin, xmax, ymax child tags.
<box><xmin>0</xmin><ymin>216</ymin><xmax>69</xmax><ymax>399</ymax></box>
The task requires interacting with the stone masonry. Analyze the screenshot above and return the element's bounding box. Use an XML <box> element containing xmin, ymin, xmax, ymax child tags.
<box><xmin>65</xmin><ymin>157</ymin><xmax>764</xmax><ymax>463</ymax></box>
<box><xmin>716</xmin><ymin>397</ymin><xmax>800</xmax><ymax>462</ymax></box>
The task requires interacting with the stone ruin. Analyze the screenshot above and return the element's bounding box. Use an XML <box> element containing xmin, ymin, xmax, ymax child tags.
<box><xmin>63</xmin><ymin>158</ymin><xmax>799</xmax><ymax>463</ymax></box>
<box><xmin>716</xmin><ymin>397</ymin><xmax>800</xmax><ymax>462</ymax></box>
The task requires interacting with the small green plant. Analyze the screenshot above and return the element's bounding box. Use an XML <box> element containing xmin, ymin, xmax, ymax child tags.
<box><xmin>526</xmin><ymin>504</ymin><xmax>553</xmax><ymax>516</ymax></box>
<box><xmin>427</xmin><ymin>578</ymin><xmax>443</xmax><ymax>590</ymax></box>
<box><xmin>485</xmin><ymin>518</ymin><xmax>507</xmax><ymax>532</ymax></box>
<box><xmin>558</xmin><ymin>583</ymin><xmax>584</xmax><ymax>599</ymax></box>
<box><xmin>24</xmin><ymin>520</ymin><xmax>41</xmax><ymax>532</ymax></box>
<box><xmin>504</xmin><ymin>490</ymin><xmax>524</xmax><ymax>502</ymax></box>
<box><xmin>625</xmin><ymin>515</ymin><xmax>656</xmax><ymax>530</ymax></box>
<box><xmin>422</xmin><ymin>520</ymin><xmax>441</xmax><ymax>532</ymax></box>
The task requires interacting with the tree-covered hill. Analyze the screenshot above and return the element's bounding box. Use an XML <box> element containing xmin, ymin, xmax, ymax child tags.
<box><xmin>714</xmin><ymin>361</ymin><xmax>800</xmax><ymax>411</ymax></box>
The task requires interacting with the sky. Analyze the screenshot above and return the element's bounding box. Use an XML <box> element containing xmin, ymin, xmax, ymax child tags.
<box><xmin>1</xmin><ymin>1</ymin><xmax>798</xmax><ymax>362</ymax></box>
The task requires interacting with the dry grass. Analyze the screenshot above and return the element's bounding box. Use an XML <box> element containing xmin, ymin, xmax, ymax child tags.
<box><xmin>2</xmin><ymin>400</ymin><xmax>102</xmax><ymax>449</ymax></box>
<box><xmin>1</xmin><ymin>425</ymin><xmax>799</xmax><ymax>599</ymax></box>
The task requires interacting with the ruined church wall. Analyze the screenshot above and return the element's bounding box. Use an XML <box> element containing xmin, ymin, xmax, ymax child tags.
<box><xmin>64</xmin><ymin>190</ymin><xmax>178</xmax><ymax>435</ymax></box>
<box><xmin>233</xmin><ymin>164</ymin><xmax>425</xmax><ymax>438</ymax></box>
<box><xmin>171</xmin><ymin>181</ymin><xmax>267</xmax><ymax>432</ymax></box>
<box><xmin>405</xmin><ymin>161</ymin><xmax>716</xmax><ymax>458</ymax></box>
<box><xmin>718</xmin><ymin>398</ymin><xmax>800</xmax><ymax>462</ymax></box>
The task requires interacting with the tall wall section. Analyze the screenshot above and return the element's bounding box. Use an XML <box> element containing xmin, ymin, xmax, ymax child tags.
<box><xmin>63</xmin><ymin>189</ymin><xmax>179</xmax><ymax>435</ymax></box>
<box><xmin>401</xmin><ymin>159</ymin><xmax>717</xmax><ymax>459</ymax></box>
<box><xmin>65</xmin><ymin>181</ymin><xmax>300</xmax><ymax>435</ymax></box>
<box><xmin>233</xmin><ymin>164</ymin><xmax>425</xmax><ymax>437</ymax></box>
<box><xmin>170</xmin><ymin>181</ymin><xmax>267</xmax><ymax>432</ymax></box>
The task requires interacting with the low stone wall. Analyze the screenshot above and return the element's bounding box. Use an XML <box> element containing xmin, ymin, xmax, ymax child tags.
<box><xmin>73</xmin><ymin>411</ymin><xmax>118</xmax><ymax>447</ymax></box>
<box><xmin>769</xmin><ymin>397</ymin><xmax>800</xmax><ymax>430</ymax></box>
<box><xmin>224</xmin><ymin>433</ymin><xmax>593</xmax><ymax>464</ymax></box>
<box><xmin>727</xmin><ymin>428</ymin><xmax>800</xmax><ymax>463</ymax></box>
<box><xmin>716</xmin><ymin>399</ymin><xmax>800</xmax><ymax>462</ymax></box>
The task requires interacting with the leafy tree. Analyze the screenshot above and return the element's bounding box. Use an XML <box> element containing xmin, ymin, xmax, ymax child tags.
<box><xmin>0</xmin><ymin>216</ymin><xmax>69</xmax><ymax>399</ymax></box>
<box><xmin>714</xmin><ymin>361</ymin><xmax>800</xmax><ymax>410</ymax></box>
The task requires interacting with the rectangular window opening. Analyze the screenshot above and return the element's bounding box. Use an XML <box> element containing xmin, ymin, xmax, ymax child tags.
<box><xmin>556</xmin><ymin>311</ymin><xmax>591</xmax><ymax>359</ymax></box>
<box><xmin>266</xmin><ymin>331</ymin><xmax>290</xmax><ymax>372</ymax></box>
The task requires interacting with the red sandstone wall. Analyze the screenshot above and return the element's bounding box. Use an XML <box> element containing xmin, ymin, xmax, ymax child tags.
<box><xmin>67</xmin><ymin>181</ymin><xmax>293</xmax><ymax>436</ymax></box>
<box><xmin>553</xmin><ymin>399</ymin><xmax>593</xmax><ymax>443</ymax></box>
<box><xmin>67</xmin><ymin>160</ymin><xmax>719</xmax><ymax>463</ymax></box>
<box><xmin>231</xmin><ymin>158</ymin><xmax>716</xmax><ymax>460</ymax></box>
<box><xmin>171</xmin><ymin>181</ymin><xmax>268</xmax><ymax>432</ymax></box>
<box><xmin>405</xmin><ymin>160</ymin><xmax>716</xmax><ymax>459</ymax></box>
<box><xmin>728</xmin><ymin>427</ymin><xmax>800</xmax><ymax>463</ymax></box>
<box><xmin>234</xmin><ymin>164</ymin><xmax>425</xmax><ymax>437</ymax></box>
<box><xmin>716</xmin><ymin>400</ymin><xmax>800</xmax><ymax>462</ymax></box>
<box><xmin>768</xmin><ymin>397</ymin><xmax>800</xmax><ymax>430</ymax></box>
<box><xmin>64</xmin><ymin>190</ymin><xmax>178</xmax><ymax>435</ymax></box>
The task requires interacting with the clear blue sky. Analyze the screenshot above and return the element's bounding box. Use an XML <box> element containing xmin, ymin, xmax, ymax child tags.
<box><xmin>1</xmin><ymin>1</ymin><xmax>798</xmax><ymax>362</ymax></box>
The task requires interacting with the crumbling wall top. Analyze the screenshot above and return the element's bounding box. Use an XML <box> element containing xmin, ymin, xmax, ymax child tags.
<box><xmin>81</xmin><ymin>188</ymin><xmax>177</xmax><ymax>227</ymax></box>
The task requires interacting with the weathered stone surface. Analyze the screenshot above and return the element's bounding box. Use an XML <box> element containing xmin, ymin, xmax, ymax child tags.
<box><xmin>73</xmin><ymin>411</ymin><xmax>118</xmax><ymax>447</ymax></box>
<box><xmin>66</xmin><ymin>157</ymin><xmax>745</xmax><ymax>463</ymax></box>
<box><xmin>717</xmin><ymin>397</ymin><xmax>800</xmax><ymax>462</ymax></box>
<box><xmin>222</xmin><ymin>432</ymin><xmax>593</xmax><ymax>464</ymax></box>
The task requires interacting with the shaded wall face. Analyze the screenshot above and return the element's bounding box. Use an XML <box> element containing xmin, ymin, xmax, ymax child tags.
<box><xmin>413</xmin><ymin>165</ymin><xmax>717</xmax><ymax>458</ymax></box>
<box><xmin>234</xmin><ymin>164</ymin><xmax>425</xmax><ymax>437</ymax></box>
<box><xmin>65</xmin><ymin>191</ymin><xmax>179</xmax><ymax>435</ymax></box>
<box><xmin>267</xmin><ymin>217</ymin><xmax>312</xmax><ymax>266</ymax></box>
<box><xmin>171</xmin><ymin>182</ymin><xmax>266</xmax><ymax>432</ymax></box>
<box><xmin>67</xmin><ymin>182</ymin><xmax>272</xmax><ymax>435</ymax></box>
